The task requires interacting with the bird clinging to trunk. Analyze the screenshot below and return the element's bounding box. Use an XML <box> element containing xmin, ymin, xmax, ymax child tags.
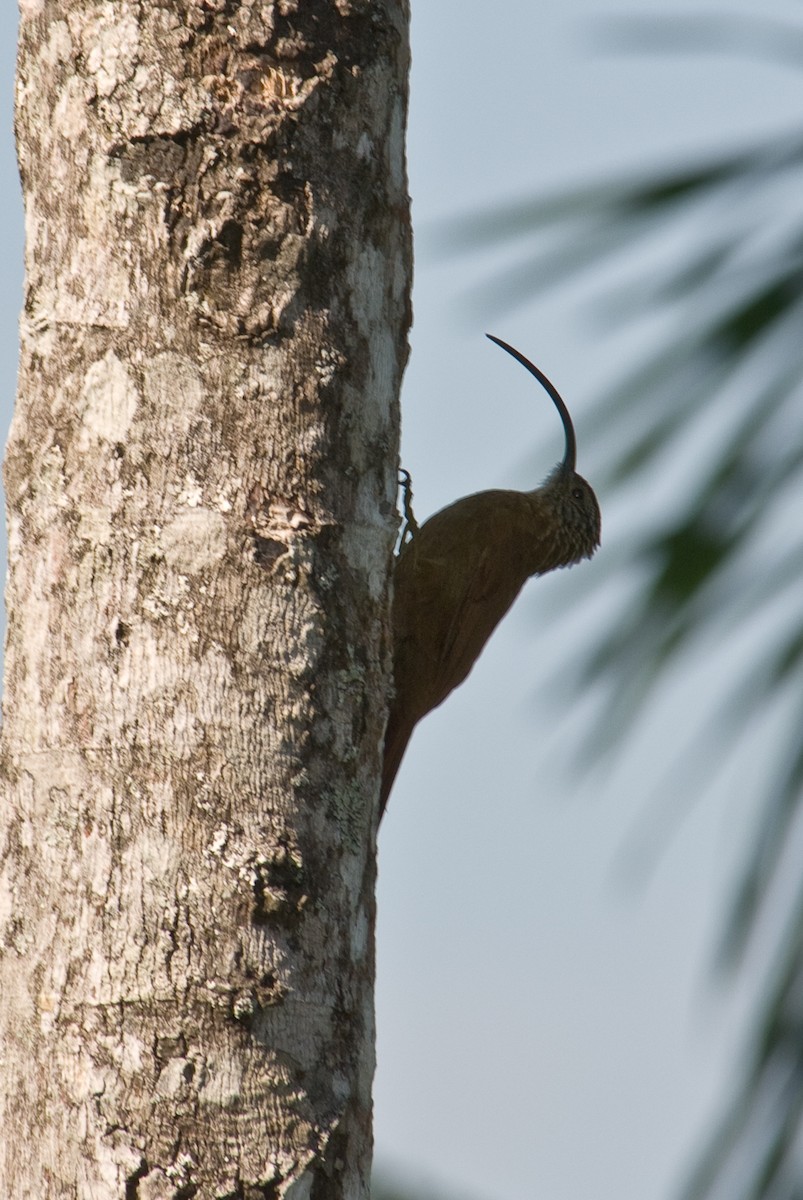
<box><xmin>381</xmin><ymin>334</ymin><xmax>601</xmax><ymax>814</ymax></box>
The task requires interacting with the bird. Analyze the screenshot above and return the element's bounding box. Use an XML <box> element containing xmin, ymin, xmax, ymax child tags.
<box><xmin>380</xmin><ymin>334</ymin><xmax>601</xmax><ymax>814</ymax></box>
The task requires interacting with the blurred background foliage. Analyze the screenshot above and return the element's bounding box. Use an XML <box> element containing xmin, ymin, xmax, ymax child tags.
<box><xmin>376</xmin><ymin>12</ymin><xmax>803</xmax><ymax>1200</ymax></box>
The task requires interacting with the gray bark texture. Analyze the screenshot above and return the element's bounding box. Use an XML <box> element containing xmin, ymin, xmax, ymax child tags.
<box><xmin>0</xmin><ymin>1</ymin><xmax>411</xmax><ymax>1196</ymax></box>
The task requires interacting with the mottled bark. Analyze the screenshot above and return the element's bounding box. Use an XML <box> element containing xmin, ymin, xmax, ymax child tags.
<box><xmin>0</xmin><ymin>2</ymin><xmax>411</xmax><ymax>1196</ymax></box>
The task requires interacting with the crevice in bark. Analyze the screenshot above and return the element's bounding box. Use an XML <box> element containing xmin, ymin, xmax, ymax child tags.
<box><xmin>171</xmin><ymin>1184</ymin><xmax>200</xmax><ymax>1200</ymax></box>
<box><xmin>309</xmin><ymin>1117</ymin><xmax>353</xmax><ymax>1200</ymax></box>
<box><xmin>250</xmin><ymin>534</ymin><xmax>288</xmax><ymax>570</ymax></box>
<box><xmin>220</xmin><ymin>1182</ymin><xmax>280</xmax><ymax>1200</ymax></box>
<box><xmin>114</xmin><ymin>620</ymin><xmax>131</xmax><ymax>647</ymax></box>
<box><xmin>249</xmin><ymin>844</ymin><xmax>306</xmax><ymax>928</ymax></box>
<box><xmin>125</xmin><ymin>1158</ymin><xmax>149</xmax><ymax>1200</ymax></box>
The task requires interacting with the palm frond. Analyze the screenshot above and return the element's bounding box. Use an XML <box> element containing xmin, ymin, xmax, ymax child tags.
<box><xmin>590</xmin><ymin>13</ymin><xmax>803</xmax><ymax>72</ymax></box>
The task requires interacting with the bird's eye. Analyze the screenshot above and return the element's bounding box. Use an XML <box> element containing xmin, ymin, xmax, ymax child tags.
<box><xmin>571</xmin><ymin>487</ymin><xmax>583</xmax><ymax>500</ymax></box>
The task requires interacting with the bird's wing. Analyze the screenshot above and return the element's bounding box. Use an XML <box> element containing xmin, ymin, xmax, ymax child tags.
<box><xmin>393</xmin><ymin>493</ymin><xmax>534</xmax><ymax>714</ymax></box>
<box><xmin>436</xmin><ymin>539</ymin><xmax>524</xmax><ymax>698</ymax></box>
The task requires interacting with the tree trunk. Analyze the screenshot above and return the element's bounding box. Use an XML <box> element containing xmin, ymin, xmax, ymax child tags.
<box><xmin>0</xmin><ymin>2</ymin><xmax>411</xmax><ymax>1196</ymax></box>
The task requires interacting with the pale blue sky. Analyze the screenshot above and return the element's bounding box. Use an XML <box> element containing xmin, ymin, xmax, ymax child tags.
<box><xmin>376</xmin><ymin>3</ymin><xmax>803</xmax><ymax>1199</ymax></box>
<box><xmin>2</xmin><ymin>4</ymin><xmax>802</xmax><ymax>1199</ymax></box>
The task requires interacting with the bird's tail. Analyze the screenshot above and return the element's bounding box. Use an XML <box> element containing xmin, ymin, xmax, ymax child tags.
<box><xmin>380</xmin><ymin>714</ymin><xmax>414</xmax><ymax>816</ymax></box>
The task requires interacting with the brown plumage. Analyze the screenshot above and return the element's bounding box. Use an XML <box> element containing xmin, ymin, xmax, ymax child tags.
<box><xmin>381</xmin><ymin>336</ymin><xmax>601</xmax><ymax>813</ymax></box>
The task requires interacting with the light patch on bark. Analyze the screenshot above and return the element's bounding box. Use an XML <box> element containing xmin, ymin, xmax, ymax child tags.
<box><xmin>143</xmin><ymin>352</ymin><xmax>205</xmax><ymax>428</ymax></box>
<box><xmin>159</xmin><ymin>509</ymin><xmax>227</xmax><ymax>573</ymax></box>
<box><xmin>79</xmin><ymin>350</ymin><xmax>139</xmax><ymax>445</ymax></box>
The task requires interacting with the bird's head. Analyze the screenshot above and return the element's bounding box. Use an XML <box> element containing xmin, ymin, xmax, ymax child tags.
<box><xmin>541</xmin><ymin>464</ymin><xmax>601</xmax><ymax>565</ymax></box>
<box><xmin>487</xmin><ymin>333</ymin><xmax>601</xmax><ymax>566</ymax></box>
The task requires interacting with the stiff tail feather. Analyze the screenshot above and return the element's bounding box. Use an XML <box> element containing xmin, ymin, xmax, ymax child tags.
<box><xmin>380</xmin><ymin>713</ymin><xmax>415</xmax><ymax>814</ymax></box>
